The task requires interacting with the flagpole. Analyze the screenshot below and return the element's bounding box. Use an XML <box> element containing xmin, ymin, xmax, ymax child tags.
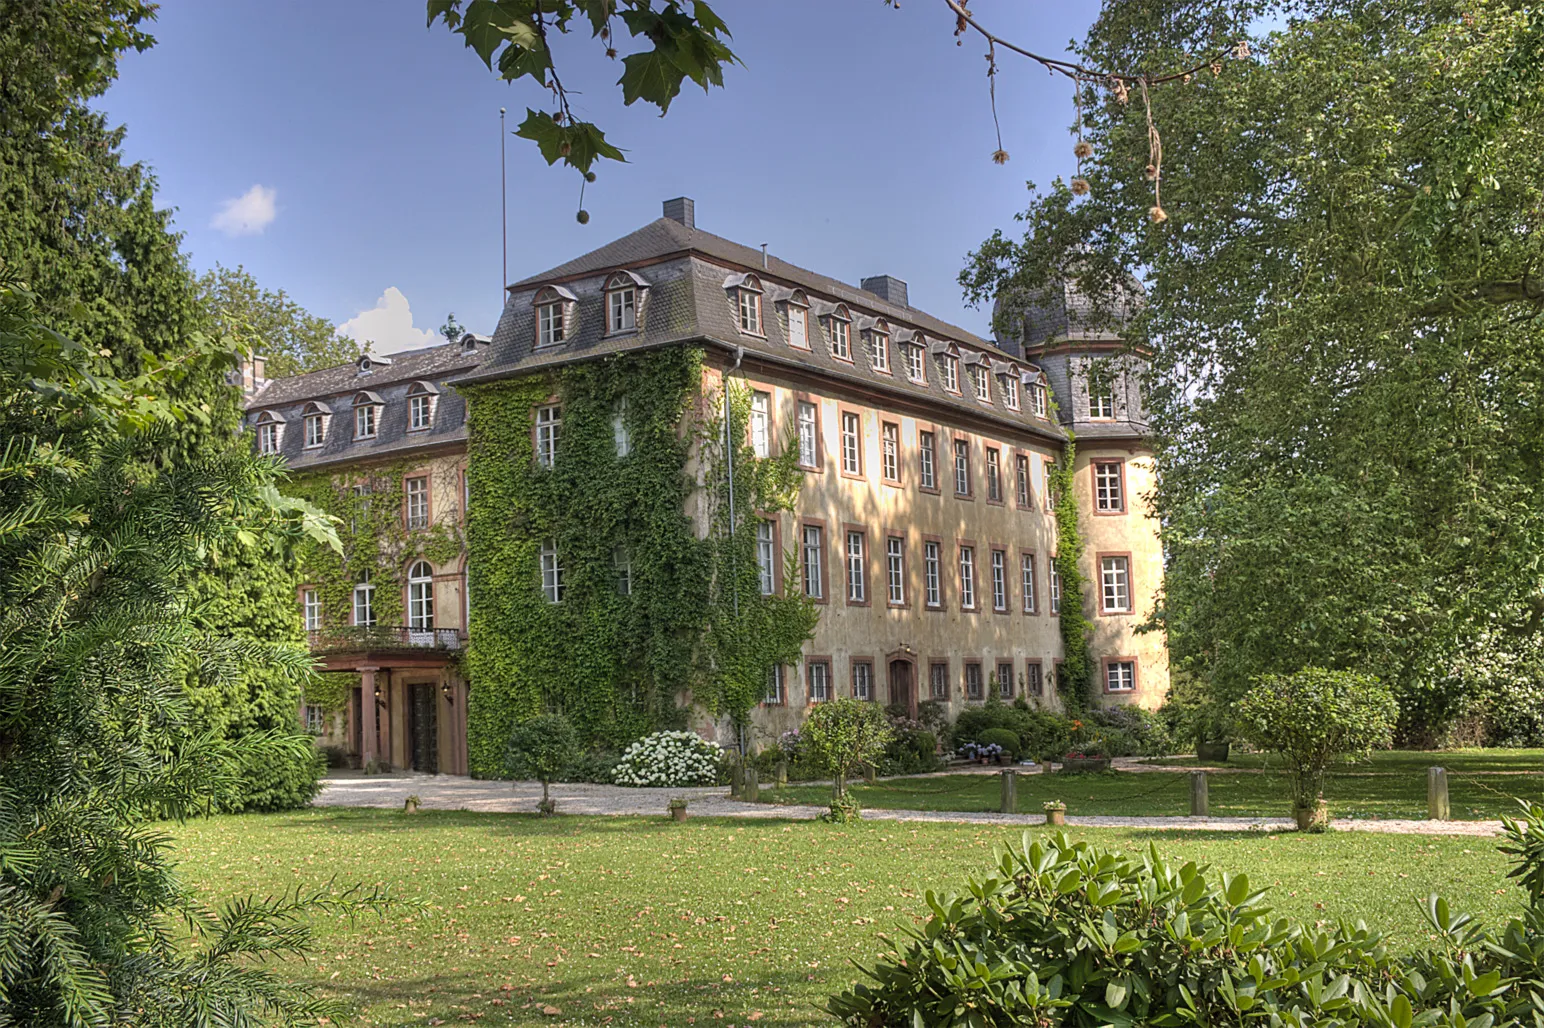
<box><xmin>499</xmin><ymin>107</ymin><xmax>508</xmax><ymax>308</ymax></box>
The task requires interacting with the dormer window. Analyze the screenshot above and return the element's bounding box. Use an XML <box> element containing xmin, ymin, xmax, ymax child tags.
<box><xmin>534</xmin><ymin>285</ymin><xmax>577</xmax><ymax>348</ymax></box>
<box><xmin>604</xmin><ymin>271</ymin><xmax>648</xmax><ymax>335</ymax></box>
<box><xmin>1088</xmin><ymin>366</ymin><xmax>1116</xmax><ymax>419</ymax></box>
<box><xmin>972</xmin><ymin>364</ymin><xmax>991</xmax><ymax>403</ymax></box>
<box><xmin>904</xmin><ymin>342</ymin><xmax>926</xmax><ymax>383</ymax></box>
<box><xmin>737</xmin><ymin>276</ymin><xmax>763</xmax><ymax>334</ymax></box>
<box><xmin>1030</xmin><ymin>381</ymin><xmax>1049</xmax><ymax>418</ymax></box>
<box><xmin>940</xmin><ymin>352</ymin><xmax>959</xmax><ymax>393</ymax></box>
<box><xmin>1002</xmin><ymin>374</ymin><xmax>1020</xmax><ymax>411</ymax></box>
<box><xmin>407</xmin><ymin>381</ymin><xmax>438</xmax><ymax>432</ymax></box>
<box><xmin>352</xmin><ymin>391</ymin><xmax>383</xmax><ymax>439</ymax></box>
<box><xmin>785</xmin><ymin>290</ymin><xmax>809</xmax><ymax>349</ymax></box>
<box><xmin>826</xmin><ymin>305</ymin><xmax>852</xmax><ymax>361</ymax></box>
<box><xmin>865</xmin><ymin>321</ymin><xmax>890</xmax><ymax>373</ymax></box>
<box><xmin>301</xmin><ymin>401</ymin><xmax>331</xmax><ymax>449</ymax></box>
<box><xmin>255</xmin><ymin>411</ymin><xmax>284</xmax><ymax>455</ymax></box>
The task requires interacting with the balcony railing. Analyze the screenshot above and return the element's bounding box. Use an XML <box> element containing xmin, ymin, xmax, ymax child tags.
<box><xmin>306</xmin><ymin>626</ymin><xmax>465</xmax><ymax>652</ymax></box>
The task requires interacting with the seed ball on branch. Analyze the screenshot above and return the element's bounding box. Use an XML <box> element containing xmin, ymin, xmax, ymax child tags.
<box><xmin>991</xmin><ymin>149</ymin><xmax>1010</xmax><ymax>165</ymax></box>
<box><xmin>1073</xmin><ymin>140</ymin><xmax>1093</xmax><ymax>160</ymax></box>
<box><xmin>585</xmin><ymin>171</ymin><xmax>597</xmax><ymax>183</ymax></box>
<box><xmin>1070</xmin><ymin>177</ymin><xmax>1090</xmax><ymax>196</ymax></box>
<box><xmin>1144</xmin><ymin>164</ymin><xmax>1159</xmax><ymax>181</ymax></box>
<box><xmin>1148</xmin><ymin>205</ymin><xmax>1168</xmax><ymax>224</ymax></box>
<box><xmin>576</xmin><ymin>209</ymin><xmax>590</xmax><ymax>224</ymax></box>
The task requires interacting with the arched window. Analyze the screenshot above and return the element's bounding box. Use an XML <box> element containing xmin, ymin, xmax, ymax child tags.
<box><xmin>407</xmin><ymin>560</ymin><xmax>434</xmax><ymax>630</ymax></box>
<box><xmin>826</xmin><ymin>304</ymin><xmax>852</xmax><ymax>361</ymax></box>
<box><xmin>352</xmin><ymin>391</ymin><xmax>383</xmax><ymax>439</ymax></box>
<box><xmin>254</xmin><ymin>410</ymin><xmax>285</xmax><ymax>455</ymax></box>
<box><xmin>533</xmin><ymin>285</ymin><xmax>577</xmax><ymax>348</ymax></box>
<box><xmin>734</xmin><ymin>274</ymin><xmax>762</xmax><ymax>334</ymax></box>
<box><xmin>784</xmin><ymin>289</ymin><xmax>810</xmax><ymax>348</ymax></box>
<box><xmin>406</xmin><ymin>381</ymin><xmax>438</xmax><ymax>431</ymax></box>
<box><xmin>604</xmin><ymin>271</ymin><xmax>648</xmax><ymax>334</ymax></box>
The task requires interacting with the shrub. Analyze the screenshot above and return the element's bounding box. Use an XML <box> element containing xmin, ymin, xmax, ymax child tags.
<box><xmin>561</xmin><ymin>750</ymin><xmax>620</xmax><ymax>784</ymax></box>
<box><xmin>1088</xmin><ymin>705</ymin><xmax>1173</xmax><ymax>756</ymax></box>
<box><xmin>1157</xmin><ymin>674</ymin><xmax>1232</xmax><ymax>748</ymax></box>
<box><xmin>1235</xmin><ymin>668</ymin><xmax>1398</xmax><ymax>819</ymax></box>
<box><xmin>224</xmin><ymin>731</ymin><xmax>326</xmax><ymax>812</ymax></box>
<box><xmin>802</xmin><ymin>699</ymin><xmax>893</xmax><ymax>806</ymax></box>
<box><xmin>977</xmin><ymin>728</ymin><xmax>1021</xmax><ymax>760</ymax></box>
<box><xmin>955</xmin><ymin>701</ymin><xmax>1074</xmax><ymax>762</ymax></box>
<box><xmin>505</xmin><ymin>714</ymin><xmax>581</xmax><ymax>814</ymax></box>
<box><xmin>612</xmin><ymin>730</ymin><xmax>723</xmax><ymax>788</ymax></box>
<box><xmin>829</xmin><ymin>803</ymin><xmax>1544</xmax><ymax>1027</ymax></box>
<box><xmin>880</xmin><ymin>718</ymin><xmax>940</xmax><ymax>776</ymax></box>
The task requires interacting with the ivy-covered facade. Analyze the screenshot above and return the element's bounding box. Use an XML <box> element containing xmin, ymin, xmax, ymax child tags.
<box><xmin>242</xmin><ymin>198</ymin><xmax>1167</xmax><ymax>776</ymax></box>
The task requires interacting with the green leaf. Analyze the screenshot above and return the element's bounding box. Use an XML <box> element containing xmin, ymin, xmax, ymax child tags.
<box><xmin>619</xmin><ymin>49</ymin><xmax>687</xmax><ymax>112</ymax></box>
<box><xmin>513</xmin><ymin>109</ymin><xmax>627</xmax><ymax>172</ymax></box>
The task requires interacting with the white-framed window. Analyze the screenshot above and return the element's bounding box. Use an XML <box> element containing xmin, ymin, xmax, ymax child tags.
<box><xmin>737</xmin><ymin>282</ymin><xmax>763</xmax><ymax>334</ymax></box>
<box><xmin>612</xmin><ymin>398</ymin><xmax>630</xmax><ymax>458</ymax></box>
<box><xmin>1089</xmin><ymin>369</ymin><xmax>1116</xmax><ymax>419</ymax></box>
<box><xmin>405</xmin><ymin>475</ymin><xmax>429</xmax><ymax>529</ymax></box>
<box><xmin>972</xmin><ymin>364</ymin><xmax>991</xmax><ymax>403</ymax></box>
<box><xmin>919</xmin><ymin>431</ymin><xmax>936</xmax><ymax>490</ymax></box>
<box><xmin>304</xmin><ymin>413</ymin><xmax>325</xmax><ymax>448</ymax></box>
<box><xmin>1031</xmin><ymin>382</ymin><xmax>1049</xmax><ymax>418</ymax></box>
<box><xmin>840</xmin><ymin>411</ymin><xmax>861</xmax><ymax>475</ymax></box>
<box><xmin>959</xmin><ymin>545</ymin><xmax>977</xmax><ymax>609</ymax></box>
<box><xmin>304</xmin><ymin>704</ymin><xmax>326</xmax><ymax>734</ymax></box>
<box><xmin>941</xmin><ymin>353</ymin><xmax>959</xmax><ymax>392</ymax></box>
<box><xmin>886</xmin><ymin>536</ymin><xmax>904</xmax><ymax>605</ymax></box>
<box><xmin>765</xmin><ymin>664</ymin><xmax>786</xmax><ymax>705</ymax></box>
<box><xmin>868</xmin><ymin>331</ymin><xmax>890</xmax><ymax>373</ymax></box>
<box><xmin>924</xmin><ymin>541</ymin><xmax>942</xmax><ymax>607</ymax></box>
<box><xmin>991</xmin><ymin>549</ymin><xmax>1007</xmax><ymax>611</ymax></box>
<box><xmin>965</xmin><ymin>662</ymin><xmax>983</xmax><ymax>700</ymax></box>
<box><xmin>302</xmin><ymin>588</ymin><xmax>322</xmax><ymax>631</ymax></box>
<box><xmin>407</xmin><ymin>560</ymin><xmax>434</xmax><ymax>630</ymax></box>
<box><xmin>536</xmin><ymin>404</ymin><xmax>561</xmax><ymax>468</ymax></box>
<box><xmin>1049</xmin><ymin>557</ymin><xmax>1062</xmax><ymax>614</ymax></box>
<box><xmin>1016</xmin><ymin>454</ymin><xmax>1032</xmax><ymax>508</ymax></box>
<box><xmin>408</xmin><ymin>391</ymin><xmax>434</xmax><ymax>431</ymax></box>
<box><xmin>1095</xmin><ymin>461</ymin><xmax>1125</xmax><ymax>512</ymax></box>
<box><xmin>353</xmin><ymin>575</ymin><xmax>375</xmax><ymax>627</ymax></box>
<box><xmin>613</xmin><ymin>546</ymin><xmax>632</xmax><ymax>596</ymax></box>
<box><xmin>257</xmin><ymin>420</ymin><xmax>281</xmax><ymax>455</ymax></box>
<box><xmin>985</xmin><ymin>448</ymin><xmax>1002</xmax><ymax>502</ymax></box>
<box><xmin>845</xmin><ymin>530</ymin><xmax>866</xmax><ymax>604</ymax></box>
<box><xmin>881</xmin><ymin>422</ymin><xmax>899</xmax><ymax>483</ymax></box>
<box><xmin>1106</xmin><ymin>660</ymin><xmax>1136</xmax><ymax>693</ymax></box>
<box><xmin>797</xmin><ymin>401</ymin><xmax>819</xmax><ymax>467</ymax></box>
<box><xmin>538</xmin><ymin>300</ymin><xmax>565</xmax><ymax>347</ymax></box>
<box><xmin>608</xmin><ymin>284</ymin><xmax>637</xmax><ymax>333</ymax></box>
<box><xmin>853</xmin><ymin>660</ymin><xmax>873</xmax><ymax>701</ymax></box>
<box><xmin>540</xmin><ymin>540</ymin><xmax>564</xmax><ymax>603</ymax></box>
<box><xmin>929</xmin><ymin>661</ymin><xmax>948</xmax><ymax>700</ymax></box>
<box><xmin>750</xmin><ymin>391</ymin><xmax>771</xmax><ymax>458</ymax></box>
<box><xmin>1021</xmin><ymin>553</ymin><xmax>1037</xmax><ymax>613</ymax></box>
<box><xmin>997</xmin><ymin>661</ymin><xmax>1015</xmax><ymax>699</ymax></box>
<box><xmin>756</xmin><ymin>519</ymin><xmax>776</xmax><ymax>595</ymax></box>
<box><xmin>802</xmin><ymin>524</ymin><xmax>824</xmax><ymax>599</ymax></box>
<box><xmin>807</xmin><ymin>659</ymin><xmax>831</xmax><ymax>703</ymax></box>
<box><xmin>904</xmin><ymin>344</ymin><xmax>925</xmax><ymax>383</ymax></box>
<box><xmin>828</xmin><ymin>312</ymin><xmax>851</xmax><ymax>360</ymax></box>
<box><xmin>354</xmin><ymin>403</ymin><xmax>377</xmax><ymax>440</ymax></box>
<box><xmin>1101</xmin><ymin>555</ymin><xmax>1132</xmax><ymax>613</ymax></box>
<box><xmin>1026</xmin><ymin>662</ymin><xmax>1044</xmax><ymax>696</ymax></box>
<box><xmin>786</xmin><ymin>301</ymin><xmax>809</xmax><ymax>348</ymax></box>
<box><xmin>953</xmin><ymin>439</ymin><xmax>971</xmax><ymax>496</ymax></box>
<box><xmin>1002</xmin><ymin>375</ymin><xmax>1020</xmax><ymax>410</ymax></box>
<box><xmin>349</xmin><ymin>482</ymin><xmax>372</xmax><ymax>534</ymax></box>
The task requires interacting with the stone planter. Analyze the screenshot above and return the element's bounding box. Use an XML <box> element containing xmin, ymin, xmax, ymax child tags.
<box><xmin>670</xmin><ymin>804</ymin><xmax>689</xmax><ymax>823</ymax></box>
<box><xmin>1045</xmin><ymin>809</ymin><xmax>1066</xmax><ymax>826</ymax></box>
<box><xmin>1293</xmin><ymin>801</ymin><xmax>1328</xmax><ymax>832</ymax></box>
<box><xmin>1196</xmin><ymin>741</ymin><xmax>1231</xmax><ymax>763</ymax></box>
<box><xmin>1061</xmin><ymin>756</ymin><xmax>1111</xmax><ymax>773</ymax></box>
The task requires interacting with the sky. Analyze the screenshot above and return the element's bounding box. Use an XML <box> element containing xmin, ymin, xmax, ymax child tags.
<box><xmin>97</xmin><ymin>1</ymin><xmax>1103</xmax><ymax>354</ymax></box>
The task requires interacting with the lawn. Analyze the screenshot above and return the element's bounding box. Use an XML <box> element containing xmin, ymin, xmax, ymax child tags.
<box><xmin>769</xmin><ymin>749</ymin><xmax>1544</xmax><ymax>821</ymax></box>
<box><xmin>175</xmin><ymin>809</ymin><xmax>1525</xmax><ymax>1027</ymax></box>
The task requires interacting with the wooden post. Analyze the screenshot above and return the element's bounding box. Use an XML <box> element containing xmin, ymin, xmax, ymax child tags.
<box><xmin>744</xmin><ymin>766</ymin><xmax>760</xmax><ymax>803</ymax></box>
<box><xmin>864</xmin><ymin>762</ymin><xmax>877</xmax><ymax>784</ymax></box>
<box><xmin>730</xmin><ymin>759</ymin><xmax>743</xmax><ymax>799</ymax></box>
<box><xmin>1190</xmin><ymin>770</ymin><xmax>1209</xmax><ymax>817</ymax></box>
<box><xmin>1428</xmin><ymin>766</ymin><xmax>1450</xmax><ymax>820</ymax></box>
<box><xmin>1000</xmin><ymin>769</ymin><xmax>1017</xmax><ymax>814</ymax></box>
<box><xmin>776</xmin><ymin>760</ymin><xmax>788</xmax><ymax>786</ymax></box>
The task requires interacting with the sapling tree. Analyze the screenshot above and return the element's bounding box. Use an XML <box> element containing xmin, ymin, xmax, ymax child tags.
<box><xmin>505</xmin><ymin>714</ymin><xmax>581</xmax><ymax>815</ymax></box>
<box><xmin>800</xmin><ymin>699</ymin><xmax>892</xmax><ymax>818</ymax></box>
<box><xmin>1234</xmin><ymin>668</ymin><xmax>1398</xmax><ymax>829</ymax></box>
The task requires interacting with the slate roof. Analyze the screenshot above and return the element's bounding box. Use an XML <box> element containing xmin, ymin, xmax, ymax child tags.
<box><xmin>463</xmin><ymin>218</ymin><xmax>1064</xmax><ymax>443</ymax></box>
<box><xmin>1015</xmin><ymin>274</ymin><xmax>1145</xmax><ymax>351</ymax></box>
<box><xmin>243</xmin><ymin>338</ymin><xmax>488</xmax><ymax>470</ymax></box>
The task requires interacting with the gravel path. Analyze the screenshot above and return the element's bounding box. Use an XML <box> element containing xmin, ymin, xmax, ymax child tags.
<box><xmin>315</xmin><ymin>772</ymin><xmax>1505</xmax><ymax>836</ymax></box>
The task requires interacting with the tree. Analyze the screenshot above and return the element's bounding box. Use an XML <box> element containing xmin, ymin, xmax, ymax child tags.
<box><xmin>962</xmin><ymin>0</ymin><xmax>1544</xmax><ymax>740</ymax></box>
<box><xmin>800</xmin><ymin>699</ymin><xmax>892</xmax><ymax>818</ymax></box>
<box><xmin>505</xmin><ymin>714</ymin><xmax>581</xmax><ymax>814</ymax></box>
<box><xmin>1235</xmin><ymin>668</ymin><xmax>1398</xmax><ymax>829</ymax></box>
<box><xmin>0</xmin><ymin>274</ymin><xmax>368</xmax><ymax>1026</ymax></box>
<box><xmin>198</xmin><ymin>264</ymin><xmax>362</xmax><ymax>377</ymax></box>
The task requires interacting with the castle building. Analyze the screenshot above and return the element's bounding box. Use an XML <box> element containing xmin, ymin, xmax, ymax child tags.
<box><xmin>243</xmin><ymin>198</ymin><xmax>1166</xmax><ymax>771</ymax></box>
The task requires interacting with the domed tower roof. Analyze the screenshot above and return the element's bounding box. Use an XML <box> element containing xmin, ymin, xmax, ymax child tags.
<box><xmin>993</xmin><ymin>272</ymin><xmax>1145</xmax><ymax>356</ymax></box>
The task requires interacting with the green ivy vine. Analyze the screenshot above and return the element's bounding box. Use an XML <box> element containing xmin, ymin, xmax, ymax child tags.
<box><xmin>461</xmin><ymin>348</ymin><xmax>817</xmax><ymax>776</ymax></box>
<box><xmin>1052</xmin><ymin>437</ymin><xmax>1095</xmax><ymax>711</ymax></box>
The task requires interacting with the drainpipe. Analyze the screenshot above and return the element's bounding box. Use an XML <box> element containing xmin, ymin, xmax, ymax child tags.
<box><xmin>723</xmin><ymin>345</ymin><xmax>745</xmax><ymax>755</ymax></box>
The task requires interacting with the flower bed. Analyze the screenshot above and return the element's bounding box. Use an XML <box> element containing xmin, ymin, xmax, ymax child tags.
<box><xmin>612</xmin><ymin>731</ymin><xmax>724</xmax><ymax>788</ymax></box>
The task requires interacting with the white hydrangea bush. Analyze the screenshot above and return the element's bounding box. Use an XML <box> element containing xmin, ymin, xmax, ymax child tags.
<box><xmin>612</xmin><ymin>731</ymin><xmax>723</xmax><ymax>787</ymax></box>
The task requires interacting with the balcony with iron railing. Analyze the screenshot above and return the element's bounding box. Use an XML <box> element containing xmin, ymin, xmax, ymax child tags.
<box><xmin>306</xmin><ymin>625</ymin><xmax>466</xmax><ymax>654</ymax></box>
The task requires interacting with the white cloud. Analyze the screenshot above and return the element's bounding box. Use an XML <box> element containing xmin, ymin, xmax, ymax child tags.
<box><xmin>211</xmin><ymin>184</ymin><xmax>278</xmax><ymax>236</ymax></box>
<box><xmin>337</xmin><ymin>287</ymin><xmax>440</xmax><ymax>354</ymax></box>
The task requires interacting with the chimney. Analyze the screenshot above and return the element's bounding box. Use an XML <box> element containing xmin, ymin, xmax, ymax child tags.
<box><xmin>662</xmin><ymin>196</ymin><xmax>695</xmax><ymax>229</ymax></box>
<box><xmin>861</xmin><ymin>274</ymin><xmax>908</xmax><ymax>308</ymax></box>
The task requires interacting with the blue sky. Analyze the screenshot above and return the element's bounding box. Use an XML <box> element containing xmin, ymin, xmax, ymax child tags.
<box><xmin>98</xmin><ymin>1</ymin><xmax>1101</xmax><ymax>353</ymax></box>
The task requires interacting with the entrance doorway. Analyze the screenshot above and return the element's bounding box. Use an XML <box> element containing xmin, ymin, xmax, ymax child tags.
<box><xmin>888</xmin><ymin>659</ymin><xmax>916</xmax><ymax>719</ymax></box>
<box><xmin>408</xmin><ymin>683</ymin><xmax>439</xmax><ymax>773</ymax></box>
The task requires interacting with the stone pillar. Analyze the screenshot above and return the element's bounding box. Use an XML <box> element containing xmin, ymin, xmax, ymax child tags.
<box><xmin>359</xmin><ymin>666</ymin><xmax>379</xmax><ymax>768</ymax></box>
<box><xmin>999</xmin><ymin>770</ymin><xmax>1017</xmax><ymax>814</ymax></box>
<box><xmin>744</xmin><ymin>766</ymin><xmax>760</xmax><ymax>803</ymax></box>
<box><xmin>1428</xmin><ymin>767</ymin><xmax>1450</xmax><ymax>820</ymax></box>
<box><xmin>1190</xmin><ymin>771</ymin><xmax>1209</xmax><ymax>817</ymax></box>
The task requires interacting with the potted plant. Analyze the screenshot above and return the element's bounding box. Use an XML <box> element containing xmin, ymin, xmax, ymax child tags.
<box><xmin>668</xmin><ymin>797</ymin><xmax>689</xmax><ymax>822</ymax></box>
<box><xmin>1043</xmin><ymin>800</ymin><xmax>1067</xmax><ymax>826</ymax></box>
<box><xmin>1234</xmin><ymin>668</ymin><xmax>1397</xmax><ymax>833</ymax></box>
<box><xmin>403</xmin><ymin>794</ymin><xmax>421</xmax><ymax>814</ymax></box>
